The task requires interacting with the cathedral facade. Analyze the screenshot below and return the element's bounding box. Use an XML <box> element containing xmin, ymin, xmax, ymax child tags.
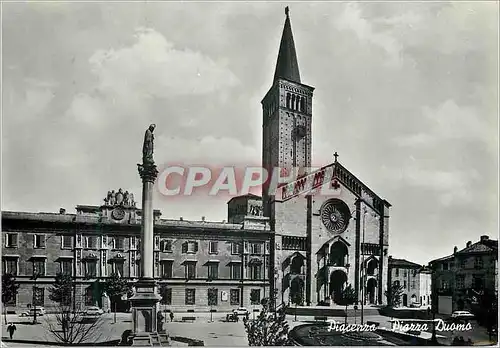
<box><xmin>262</xmin><ymin>8</ymin><xmax>391</xmax><ymax>307</ymax></box>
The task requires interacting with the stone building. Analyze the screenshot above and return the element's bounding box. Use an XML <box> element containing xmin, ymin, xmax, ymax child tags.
<box><xmin>387</xmin><ymin>257</ymin><xmax>431</xmax><ymax>308</ymax></box>
<box><xmin>429</xmin><ymin>235</ymin><xmax>498</xmax><ymax>315</ymax></box>
<box><xmin>1</xmin><ymin>190</ymin><xmax>271</xmax><ymax>313</ymax></box>
<box><xmin>261</xmin><ymin>8</ymin><xmax>391</xmax><ymax>307</ymax></box>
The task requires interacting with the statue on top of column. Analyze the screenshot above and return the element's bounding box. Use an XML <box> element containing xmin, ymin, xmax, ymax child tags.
<box><xmin>142</xmin><ymin>124</ymin><xmax>156</xmax><ymax>165</ymax></box>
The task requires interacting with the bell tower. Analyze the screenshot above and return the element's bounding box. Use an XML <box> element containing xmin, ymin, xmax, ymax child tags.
<box><xmin>262</xmin><ymin>6</ymin><xmax>315</xmax><ymax>183</ymax></box>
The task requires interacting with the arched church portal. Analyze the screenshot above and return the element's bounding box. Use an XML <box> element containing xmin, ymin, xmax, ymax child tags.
<box><xmin>329</xmin><ymin>242</ymin><xmax>348</xmax><ymax>267</ymax></box>
<box><xmin>290</xmin><ymin>277</ymin><xmax>305</xmax><ymax>305</ymax></box>
<box><xmin>329</xmin><ymin>270</ymin><xmax>347</xmax><ymax>304</ymax></box>
<box><xmin>366</xmin><ymin>278</ymin><xmax>377</xmax><ymax>304</ymax></box>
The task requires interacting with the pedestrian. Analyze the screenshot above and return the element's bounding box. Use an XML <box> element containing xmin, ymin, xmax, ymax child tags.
<box><xmin>7</xmin><ymin>322</ymin><xmax>16</xmax><ymax>339</ymax></box>
<box><xmin>169</xmin><ymin>311</ymin><xmax>174</xmax><ymax>322</ymax></box>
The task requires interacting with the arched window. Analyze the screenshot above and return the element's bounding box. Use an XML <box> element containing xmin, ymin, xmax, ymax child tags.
<box><xmin>296</xmin><ymin>96</ymin><xmax>300</xmax><ymax>110</ymax></box>
<box><xmin>300</xmin><ymin>97</ymin><xmax>305</xmax><ymax>112</ymax></box>
<box><xmin>286</xmin><ymin>93</ymin><xmax>291</xmax><ymax>109</ymax></box>
<box><xmin>291</xmin><ymin>94</ymin><xmax>296</xmax><ymax>110</ymax></box>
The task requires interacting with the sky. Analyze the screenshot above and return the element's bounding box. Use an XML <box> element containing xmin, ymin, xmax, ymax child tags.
<box><xmin>2</xmin><ymin>2</ymin><xmax>498</xmax><ymax>265</ymax></box>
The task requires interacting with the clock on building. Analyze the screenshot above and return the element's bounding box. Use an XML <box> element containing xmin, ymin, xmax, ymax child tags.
<box><xmin>320</xmin><ymin>199</ymin><xmax>350</xmax><ymax>233</ymax></box>
<box><xmin>112</xmin><ymin>207</ymin><xmax>125</xmax><ymax>220</ymax></box>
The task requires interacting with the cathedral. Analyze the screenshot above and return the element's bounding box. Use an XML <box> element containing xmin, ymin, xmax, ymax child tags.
<box><xmin>262</xmin><ymin>7</ymin><xmax>391</xmax><ymax>307</ymax></box>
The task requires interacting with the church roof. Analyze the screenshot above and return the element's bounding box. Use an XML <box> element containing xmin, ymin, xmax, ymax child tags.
<box><xmin>273</xmin><ymin>7</ymin><xmax>301</xmax><ymax>84</ymax></box>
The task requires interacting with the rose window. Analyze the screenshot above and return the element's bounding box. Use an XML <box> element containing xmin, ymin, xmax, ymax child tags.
<box><xmin>320</xmin><ymin>199</ymin><xmax>350</xmax><ymax>233</ymax></box>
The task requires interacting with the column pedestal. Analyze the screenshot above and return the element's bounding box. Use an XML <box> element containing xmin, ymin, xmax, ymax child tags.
<box><xmin>130</xmin><ymin>278</ymin><xmax>161</xmax><ymax>346</ymax></box>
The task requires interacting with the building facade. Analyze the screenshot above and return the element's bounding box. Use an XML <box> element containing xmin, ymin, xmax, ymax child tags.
<box><xmin>387</xmin><ymin>257</ymin><xmax>431</xmax><ymax>308</ymax></box>
<box><xmin>262</xmin><ymin>9</ymin><xmax>390</xmax><ymax>307</ymax></box>
<box><xmin>429</xmin><ymin>235</ymin><xmax>498</xmax><ymax>316</ymax></box>
<box><xmin>2</xmin><ymin>190</ymin><xmax>272</xmax><ymax>313</ymax></box>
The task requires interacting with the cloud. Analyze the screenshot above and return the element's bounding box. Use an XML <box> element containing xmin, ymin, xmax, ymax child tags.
<box><xmin>89</xmin><ymin>27</ymin><xmax>240</xmax><ymax>100</ymax></box>
<box><xmin>335</xmin><ymin>3</ymin><xmax>403</xmax><ymax>67</ymax></box>
<box><xmin>393</xmin><ymin>99</ymin><xmax>495</xmax><ymax>151</ymax></box>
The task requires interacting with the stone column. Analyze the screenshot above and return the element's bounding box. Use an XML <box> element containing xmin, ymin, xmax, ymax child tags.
<box><xmin>129</xmin><ymin>124</ymin><xmax>162</xmax><ymax>346</ymax></box>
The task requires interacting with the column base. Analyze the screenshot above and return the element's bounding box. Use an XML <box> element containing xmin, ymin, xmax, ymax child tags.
<box><xmin>130</xmin><ymin>278</ymin><xmax>162</xmax><ymax>335</ymax></box>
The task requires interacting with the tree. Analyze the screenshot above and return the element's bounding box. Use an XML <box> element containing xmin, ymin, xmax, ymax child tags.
<box><xmin>103</xmin><ymin>273</ymin><xmax>130</xmax><ymax>323</ymax></box>
<box><xmin>250</xmin><ymin>290</ymin><xmax>261</xmax><ymax>320</ymax></box>
<box><xmin>244</xmin><ymin>291</ymin><xmax>291</xmax><ymax>346</ymax></box>
<box><xmin>2</xmin><ymin>273</ymin><xmax>19</xmax><ymax>324</ymax></box>
<box><xmin>290</xmin><ymin>283</ymin><xmax>304</xmax><ymax>322</ymax></box>
<box><xmin>208</xmin><ymin>288</ymin><xmax>217</xmax><ymax>323</ymax></box>
<box><xmin>45</xmin><ymin>302</ymin><xmax>106</xmax><ymax>345</ymax></box>
<box><xmin>49</xmin><ymin>273</ymin><xmax>73</xmax><ymax>306</ymax></box>
<box><xmin>385</xmin><ymin>282</ymin><xmax>404</xmax><ymax>307</ymax></box>
<box><xmin>159</xmin><ymin>284</ymin><xmax>169</xmax><ymax>307</ymax></box>
<box><xmin>338</xmin><ymin>284</ymin><xmax>356</xmax><ymax>324</ymax></box>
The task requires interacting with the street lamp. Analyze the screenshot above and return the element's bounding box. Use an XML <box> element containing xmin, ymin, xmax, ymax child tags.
<box><xmin>31</xmin><ymin>267</ymin><xmax>40</xmax><ymax>324</ymax></box>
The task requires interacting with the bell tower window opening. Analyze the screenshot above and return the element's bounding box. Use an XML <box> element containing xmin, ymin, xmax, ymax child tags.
<box><xmin>286</xmin><ymin>93</ymin><xmax>291</xmax><ymax>109</ymax></box>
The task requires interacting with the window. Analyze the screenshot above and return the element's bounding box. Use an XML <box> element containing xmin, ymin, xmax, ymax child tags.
<box><xmin>208</xmin><ymin>263</ymin><xmax>218</xmax><ymax>280</ymax></box>
<box><xmin>412</xmin><ymin>269</ymin><xmax>417</xmax><ymax>277</ymax></box>
<box><xmin>395</xmin><ymin>268</ymin><xmax>399</xmax><ymax>277</ymax></box>
<box><xmin>474</xmin><ymin>257</ymin><xmax>483</xmax><ymax>269</ymax></box>
<box><xmin>250</xmin><ymin>289</ymin><xmax>261</xmax><ymax>305</ymax></box>
<box><xmin>85</xmin><ymin>287</ymin><xmax>94</xmax><ymax>306</ymax></box>
<box><xmin>443</xmin><ymin>263</ymin><xmax>449</xmax><ymax>271</ymax></box>
<box><xmin>231</xmin><ymin>264</ymin><xmax>242</xmax><ymax>279</ymax></box>
<box><xmin>33</xmin><ymin>259</ymin><xmax>45</xmax><ymax>276</ymax></box>
<box><xmin>160</xmin><ymin>240</ymin><xmax>172</xmax><ymax>252</ymax></box>
<box><xmin>208</xmin><ymin>288</ymin><xmax>218</xmax><ymax>306</ymax></box>
<box><xmin>209</xmin><ymin>241</ymin><xmax>218</xmax><ymax>254</ymax></box>
<box><xmin>402</xmin><ymin>270</ymin><xmax>407</xmax><ymax>277</ymax></box>
<box><xmin>62</xmin><ymin>235</ymin><xmax>72</xmax><ymax>249</ymax></box>
<box><xmin>411</xmin><ymin>281</ymin><xmax>415</xmax><ymax>289</ymax></box>
<box><xmin>3</xmin><ymin>258</ymin><xmax>18</xmax><ymax>276</ymax></box>
<box><xmin>441</xmin><ymin>280</ymin><xmax>449</xmax><ymax>289</ymax></box>
<box><xmin>85</xmin><ymin>261</ymin><xmax>97</xmax><ymax>278</ymax></box>
<box><xmin>230</xmin><ymin>289</ymin><xmax>240</xmax><ymax>305</ymax></box>
<box><xmin>403</xmin><ymin>280</ymin><xmax>407</xmax><ymax>289</ymax></box>
<box><xmin>113</xmin><ymin>237</ymin><xmax>125</xmax><ymax>250</ymax></box>
<box><xmin>113</xmin><ymin>262</ymin><xmax>124</xmax><ymax>277</ymax></box>
<box><xmin>250</xmin><ymin>264</ymin><xmax>262</xmax><ymax>280</ymax></box>
<box><xmin>231</xmin><ymin>242</ymin><xmax>242</xmax><ymax>255</ymax></box>
<box><xmin>33</xmin><ymin>235</ymin><xmax>46</xmax><ymax>249</ymax></box>
<box><xmin>251</xmin><ymin>243</ymin><xmax>262</xmax><ymax>255</ymax></box>
<box><xmin>33</xmin><ymin>287</ymin><xmax>44</xmax><ymax>306</ymax></box>
<box><xmin>86</xmin><ymin>236</ymin><xmax>97</xmax><ymax>249</ymax></box>
<box><xmin>185</xmin><ymin>262</ymin><xmax>196</xmax><ymax>279</ymax></box>
<box><xmin>161</xmin><ymin>261</ymin><xmax>173</xmax><ymax>278</ymax></box>
<box><xmin>182</xmin><ymin>241</ymin><xmax>198</xmax><ymax>254</ymax></box>
<box><xmin>456</xmin><ymin>275</ymin><xmax>465</xmax><ymax>289</ymax></box>
<box><xmin>460</xmin><ymin>259</ymin><xmax>467</xmax><ymax>268</ymax></box>
<box><xmin>185</xmin><ymin>289</ymin><xmax>195</xmax><ymax>305</ymax></box>
<box><xmin>5</xmin><ymin>233</ymin><xmax>18</xmax><ymax>248</ymax></box>
<box><xmin>394</xmin><ymin>280</ymin><xmax>400</xmax><ymax>287</ymax></box>
<box><xmin>60</xmin><ymin>260</ymin><xmax>72</xmax><ymax>275</ymax></box>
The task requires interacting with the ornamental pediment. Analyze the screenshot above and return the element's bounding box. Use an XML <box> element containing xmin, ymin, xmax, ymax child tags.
<box><xmin>103</xmin><ymin>189</ymin><xmax>136</xmax><ymax>208</ymax></box>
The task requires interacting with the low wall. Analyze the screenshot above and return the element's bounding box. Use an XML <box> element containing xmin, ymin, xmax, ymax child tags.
<box><xmin>285</xmin><ymin>306</ymin><xmax>381</xmax><ymax>317</ymax></box>
<box><xmin>379</xmin><ymin>307</ymin><xmax>432</xmax><ymax>320</ymax></box>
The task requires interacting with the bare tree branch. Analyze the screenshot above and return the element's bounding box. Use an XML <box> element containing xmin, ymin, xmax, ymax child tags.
<box><xmin>44</xmin><ymin>303</ymin><xmax>108</xmax><ymax>345</ymax></box>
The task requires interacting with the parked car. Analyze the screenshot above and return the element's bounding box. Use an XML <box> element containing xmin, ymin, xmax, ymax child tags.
<box><xmin>20</xmin><ymin>307</ymin><xmax>46</xmax><ymax>317</ymax></box>
<box><xmin>233</xmin><ymin>307</ymin><xmax>250</xmax><ymax>316</ymax></box>
<box><xmin>83</xmin><ymin>306</ymin><xmax>103</xmax><ymax>316</ymax></box>
<box><xmin>226</xmin><ymin>312</ymin><xmax>239</xmax><ymax>322</ymax></box>
<box><xmin>451</xmin><ymin>311</ymin><xmax>475</xmax><ymax>319</ymax></box>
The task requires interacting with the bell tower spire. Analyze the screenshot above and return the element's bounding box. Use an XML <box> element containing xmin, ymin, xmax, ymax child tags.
<box><xmin>273</xmin><ymin>6</ymin><xmax>301</xmax><ymax>84</ymax></box>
